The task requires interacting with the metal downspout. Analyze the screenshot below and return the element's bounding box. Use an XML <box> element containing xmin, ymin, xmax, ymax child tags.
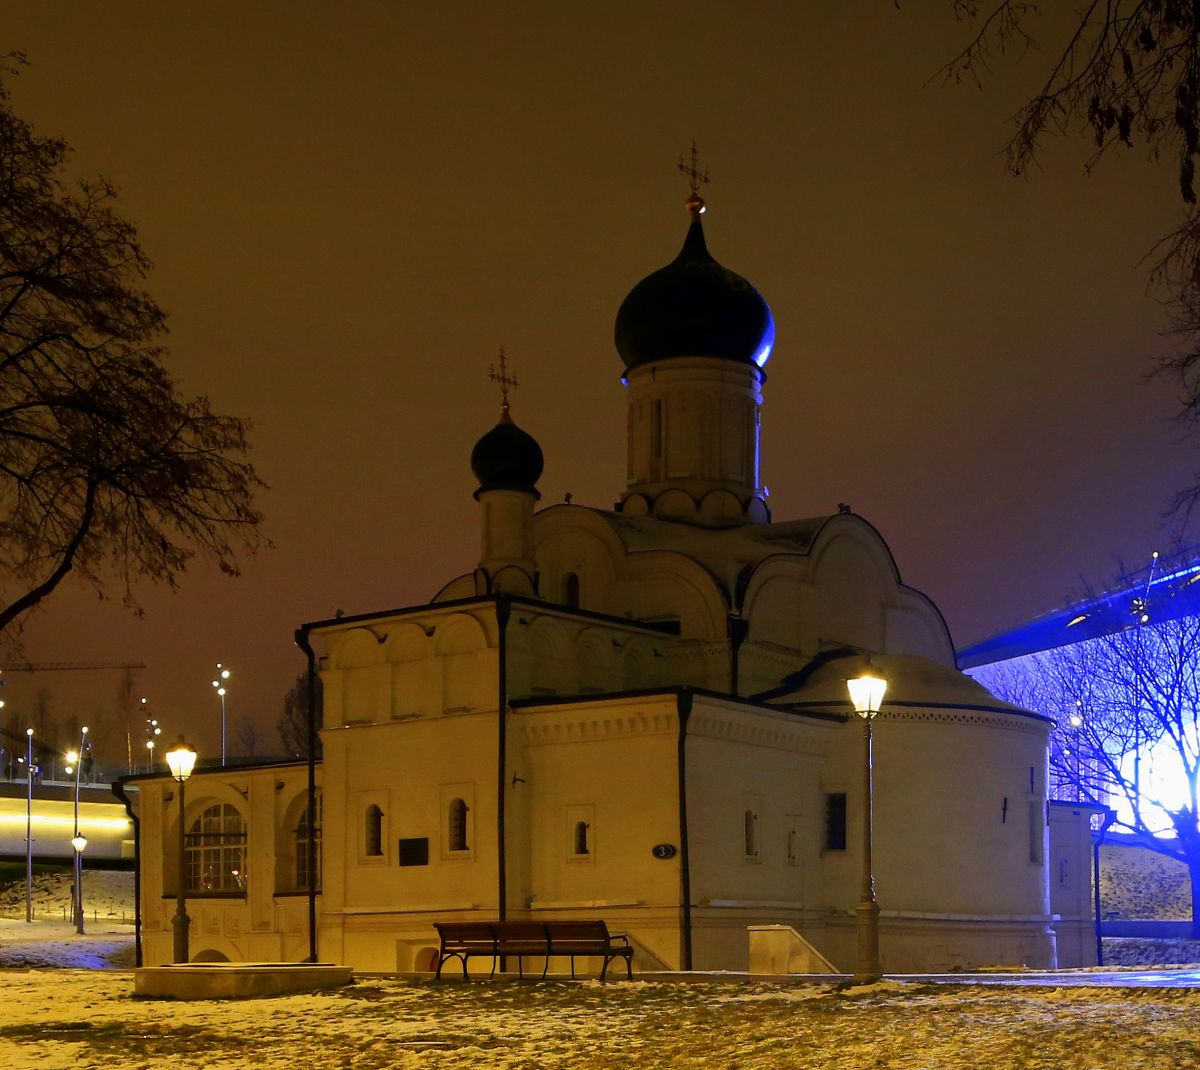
<box><xmin>496</xmin><ymin>596</ymin><xmax>511</xmax><ymax>924</ymax></box>
<box><xmin>727</xmin><ymin>615</ymin><xmax>748</xmax><ymax>697</ymax></box>
<box><xmin>1093</xmin><ymin>808</ymin><xmax>1117</xmax><ymax>967</ymax></box>
<box><xmin>110</xmin><ymin>779</ymin><xmax>142</xmax><ymax>967</ymax></box>
<box><xmin>294</xmin><ymin>626</ymin><xmax>319</xmax><ymax>963</ymax></box>
<box><xmin>676</xmin><ymin>690</ymin><xmax>693</xmax><ymax>971</ymax></box>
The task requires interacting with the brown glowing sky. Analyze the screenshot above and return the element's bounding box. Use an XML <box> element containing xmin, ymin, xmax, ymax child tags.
<box><xmin>3</xmin><ymin>4</ymin><xmax>1191</xmax><ymax>763</ymax></box>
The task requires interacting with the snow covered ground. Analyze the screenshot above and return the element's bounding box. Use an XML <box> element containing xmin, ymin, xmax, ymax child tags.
<box><xmin>2</xmin><ymin>872</ymin><xmax>1198</xmax><ymax>1068</ymax></box>
<box><xmin>1</xmin><ymin>969</ymin><xmax>1198</xmax><ymax>1070</ymax></box>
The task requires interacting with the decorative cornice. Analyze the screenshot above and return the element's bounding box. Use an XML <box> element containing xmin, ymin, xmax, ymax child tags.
<box><xmin>688</xmin><ymin>707</ymin><xmax>832</xmax><ymax>755</ymax></box>
<box><xmin>520</xmin><ymin>710</ymin><xmax>678</xmax><ymax>745</ymax></box>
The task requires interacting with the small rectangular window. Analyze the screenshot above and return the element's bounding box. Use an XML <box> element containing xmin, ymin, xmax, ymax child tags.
<box><xmin>824</xmin><ymin>793</ymin><xmax>847</xmax><ymax>852</ymax></box>
<box><xmin>1028</xmin><ymin>801</ymin><xmax>1044</xmax><ymax>865</ymax></box>
<box><xmin>398</xmin><ymin>837</ymin><xmax>429</xmax><ymax>867</ymax></box>
<box><xmin>744</xmin><ymin>808</ymin><xmax>759</xmax><ymax>859</ymax></box>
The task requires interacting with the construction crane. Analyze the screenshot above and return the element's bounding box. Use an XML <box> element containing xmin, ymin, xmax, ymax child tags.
<box><xmin>0</xmin><ymin>662</ymin><xmax>145</xmax><ymax>673</ymax></box>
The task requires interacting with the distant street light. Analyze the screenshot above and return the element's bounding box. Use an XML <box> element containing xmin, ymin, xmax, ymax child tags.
<box><xmin>847</xmin><ymin>669</ymin><xmax>888</xmax><ymax>984</ymax></box>
<box><xmin>166</xmin><ymin>735</ymin><xmax>198</xmax><ymax>963</ymax></box>
<box><xmin>211</xmin><ymin>663</ymin><xmax>231</xmax><ymax>766</ymax></box>
<box><xmin>66</xmin><ymin>726</ymin><xmax>89</xmax><ymax>934</ymax></box>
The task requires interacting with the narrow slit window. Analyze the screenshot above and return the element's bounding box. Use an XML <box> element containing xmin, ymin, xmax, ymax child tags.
<box><xmin>1028</xmin><ymin>800</ymin><xmax>1044</xmax><ymax>865</ymax></box>
<box><xmin>824</xmin><ymin>793</ymin><xmax>847</xmax><ymax>852</ymax></box>
<box><xmin>744</xmin><ymin>809</ymin><xmax>758</xmax><ymax>858</ymax></box>
<box><xmin>365</xmin><ymin>804</ymin><xmax>383</xmax><ymax>857</ymax></box>
<box><xmin>573</xmin><ymin>820</ymin><xmax>590</xmax><ymax>856</ymax></box>
<box><xmin>449</xmin><ymin>797</ymin><xmax>469</xmax><ymax>852</ymax></box>
<box><xmin>564</xmin><ymin>572</ymin><xmax>580</xmax><ymax>609</ymax></box>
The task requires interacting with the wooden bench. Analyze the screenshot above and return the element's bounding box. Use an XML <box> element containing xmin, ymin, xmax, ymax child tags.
<box><xmin>434</xmin><ymin>919</ymin><xmax>633</xmax><ymax>981</ymax></box>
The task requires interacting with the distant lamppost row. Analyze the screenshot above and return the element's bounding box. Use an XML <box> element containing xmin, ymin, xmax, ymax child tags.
<box><xmin>211</xmin><ymin>663</ymin><xmax>231</xmax><ymax>766</ymax></box>
<box><xmin>166</xmin><ymin>735</ymin><xmax>198</xmax><ymax>963</ymax></box>
<box><xmin>65</xmin><ymin>726</ymin><xmax>89</xmax><ymax>935</ymax></box>
<box><xmin>847</xmin><ymin>668</ymin><xmax>888</xmax><ymax>984</ymax></box>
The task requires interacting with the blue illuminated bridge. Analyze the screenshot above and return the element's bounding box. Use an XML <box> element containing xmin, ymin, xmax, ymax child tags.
<box><xmin>958</xmin><ymin>545</ymin><xmax>1200</xmax><ymax>669</ymax></box>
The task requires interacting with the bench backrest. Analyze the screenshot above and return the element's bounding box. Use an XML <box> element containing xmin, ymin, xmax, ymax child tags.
<box><xmin>434</xmin><ymin>922</ymin><xmax>496</xmax><ymax>946</ymax></box>
<box><xmin>544</xmin><ymin>921</ymin><xmax>611</xmax><ymax>942</ymax></box>
<box><xmin>436</xmin><ymin>919</ymin><xmax>618</xmax><ymax>948</ymax></box>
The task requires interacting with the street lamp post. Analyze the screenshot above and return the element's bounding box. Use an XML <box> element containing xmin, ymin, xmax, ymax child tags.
<box><xmin>65</xmin><ymin>726</ymin><xmax>89</xmax><ymax>934</ymax></box>
<box><xmin>847</xmin><ymin>669</ymin><xmax>888</xmax><ymax>984</ymax></box>
<box><xmin>166</xmin><ymin>735</ymin><xmax>198</xmax><ymax>963</ymax></box>
<box><xmin>24</xmin><ymin>728</ymin><xmax>34</xmax><ymax>924</ymax></box>
<box><xmin>211</xmin><ymin>663</ymin><xmax>231</xmax><ymax>766</ymax></box>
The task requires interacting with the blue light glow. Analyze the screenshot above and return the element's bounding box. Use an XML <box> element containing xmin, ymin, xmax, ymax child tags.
<box><xmin>752</xmin><ymin>313</ymin><xmax>776</xmax><ymax>368</ymax></box>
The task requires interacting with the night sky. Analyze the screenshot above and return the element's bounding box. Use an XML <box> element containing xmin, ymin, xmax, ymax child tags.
<box><xmin>3</xmin><ymin>4</ymin><xmax>1190</xmax><ymax>763</ymax></box>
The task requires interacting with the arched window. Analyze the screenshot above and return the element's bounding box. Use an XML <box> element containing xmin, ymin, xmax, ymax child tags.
<box><xmin>185</xmin><ymin>803</ymin><xmax>247</xmax><ymax>893</ymax></box>
<box><xmin>563</xmin><ymin>572</ymin><xmax>580</xmax><ymax>609</ymax></box>
<box><xmin>365</xmin><ymin>804</ymin><xmax>384</xmax><ymax>857</ymax></box>
<box><xmin>295</xmin><ymin>793</ymin><xmax>323</xmax><ymax>891</ymax></box>
<box><xmin>744</xmin><ymin>809</ymin><xmax>758</xmax><ymax>859</ymax></box>
<box><xmin>573</xmin><ymin>820</ymin><xmax>590</xmax><ymax>856</ymax></box>
<box><xmin>448</xmin><ymin>797</ymin><xmax>469</xmax><ymax>852</ymax></box>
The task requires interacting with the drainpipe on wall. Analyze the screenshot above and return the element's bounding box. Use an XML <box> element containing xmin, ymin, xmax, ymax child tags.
<box><xmin>294</xmin><ymin>626</ymin><xmax>319</xmax><ymax>964</ymax></box>
<box><xmin>1093</xmin><ymin>808</ymin><xmax>1117</xmax><ymax>967</ymax></box>
<box><xmin>727</xmin><ymin>615</ymin><xmax>748</xmax><ymax>698</ymax></box>
<box><xmin>676</xmin><ymin>689</ymin><xmax>694</xmax><ymax>971</ymax></box>
<box><xmin>110</xmin><ymin>779</ymin><xmax>142</xmax><ymax>967</ymax></box>
<box><xmin>496</xmin><ymin>596</ymin><xmax>511</xmax><ymax>925</ymax></box>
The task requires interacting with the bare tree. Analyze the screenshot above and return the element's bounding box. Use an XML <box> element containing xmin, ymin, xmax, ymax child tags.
<box><xmin>937</xmin><ymin>4</ymin><xmax>1200</xmax><ymax>509</ymax></box>
<box><xmin>0</xmin><ymin>55</ymin><xmax>265</xmax><ymax>643</ymax></box>
<box><xmin>976</xmin><ymin>610</ymin><xmax>1200</xmax><ymax>935</ymax></box>
<box><xmin>235</xmin><ymin>717</ymin><xmax>262</xmax><ymax>759</ymax></box>
<box><xmin>278</xmin><ymin>672</ymin><xmax>322</xmax><ymax>760</ymax></box>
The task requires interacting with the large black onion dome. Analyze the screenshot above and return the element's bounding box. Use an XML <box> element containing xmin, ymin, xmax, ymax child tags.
<box><xmin>471</xmin><ymin>410</ymin><xmax>544</xmax><ymax>499</ymax></box>
<box><xmin>614</xmin><ymin>217</ymin><xmax>775</xmax><ymax>372</ymax></box>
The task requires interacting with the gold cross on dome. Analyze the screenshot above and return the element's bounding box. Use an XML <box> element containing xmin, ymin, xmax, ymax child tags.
<box><xmin>678</xmin><ymin>139</ymin><xmax>709</xmax><ymax>217</ymax></box>
<box><xmin>489</xmin><ymin>346</ymin><xmax>518</xmax><ymax>411</ymax></box>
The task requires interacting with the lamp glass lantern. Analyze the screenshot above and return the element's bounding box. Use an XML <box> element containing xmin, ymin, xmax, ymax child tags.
<box><xmin>847</xmin><ymin>672</ymin><xmax>887</xmax><ymax>718</ymax></box>
<box><xmin>166</xmin><ymin>737</ymin><xmax>198</xmax><ymax>782</ymax></box>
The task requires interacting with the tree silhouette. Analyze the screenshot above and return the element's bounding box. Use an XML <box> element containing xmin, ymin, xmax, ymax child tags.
<box><xmin>0</xmin><ymin>54</ymin><xmax>264</xmax><ymax>643</ymax></box>
<box><xmin>940</xmin><ymin>4</ymin><xmax>1200</xmax><ymax>511</ymax></box>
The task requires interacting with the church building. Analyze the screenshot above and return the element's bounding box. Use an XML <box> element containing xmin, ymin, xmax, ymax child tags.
<box><xmin>123</xmin><ymin>183</ymin><xmax>1091</xmax><ymax>974</ymax></box>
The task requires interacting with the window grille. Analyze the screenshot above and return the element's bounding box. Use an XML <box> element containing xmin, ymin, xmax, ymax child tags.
<box><xmin>184</xmin><ymin>803</ymin><xmax>247</xmax><ymax>893</ymax></box>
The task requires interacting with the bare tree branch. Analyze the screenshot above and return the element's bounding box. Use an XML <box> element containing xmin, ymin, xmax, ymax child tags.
<box><xmin>0</xmin><ymin>55</ymin><xmax>265</xmax><ymax>642</ymax></box>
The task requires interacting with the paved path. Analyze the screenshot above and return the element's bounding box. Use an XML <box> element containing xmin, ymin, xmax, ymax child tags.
<box><xmin>896</xmin><ymin>969</ymin><xmax>1200</xmax><ymax>988</ymax></box>
<box><xmin>648</xmin><ymin>969</ymin><xmax>1200</xmax><ymax>988</ymax></box>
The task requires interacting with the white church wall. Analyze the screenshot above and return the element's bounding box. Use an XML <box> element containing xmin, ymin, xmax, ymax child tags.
<box><xmin>822</xmin><ymin>711</ymin><xmax>1051</xmax><ymax>917</ymax></box>
<box><xmin>517</xmin><ymin>698</ymin><xmax>680</xmax><ymax>909</ymax></box>
<box><xmin>515</xmin><ymin>696</ymin><xmax>685</xmax><ymax>969</ymax></box>
<box><xmin>329</xmin><ymin>714</ymin><xmax>499</xmax><ymax>917</ymax></box>
<box><xmin>682</xmin><ymin>702</ymin><xmax>832</xmax><ymax>971</ymax></box>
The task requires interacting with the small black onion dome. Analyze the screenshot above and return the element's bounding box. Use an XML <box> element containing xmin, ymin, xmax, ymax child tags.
<box><xmin>470</xmin><ymin>409</ymin><xmax>544</xmax><ymax>499</ymax></box>
<box><xmin>614</xmin><ymin>217</ymin><xmax>775</xmax><ymax>371</ymax></box>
